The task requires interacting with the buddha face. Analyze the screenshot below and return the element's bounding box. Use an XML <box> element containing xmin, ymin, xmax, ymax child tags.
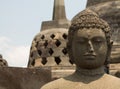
<box><xmin>72</xmin><ymin>28</ymin><xmax>108</xmax><ymax>69</ymax></box>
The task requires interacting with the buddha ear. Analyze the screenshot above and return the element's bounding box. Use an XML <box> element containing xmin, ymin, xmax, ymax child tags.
<box><xmin>107</xmin><ymin>40</ymin><xmax>113</xmax><ymax>60</ymax></box>
<box><xmin>109</xmin><ymin>40</ymin><xmax>113</xmax><ymax>51</ymax></box>
<box><xmin>104</xmin><ymin>40</ymin><xmax>113</xmax><ymax>72</ymax></box>
<box><xmin>104</xmin><ymin>38</ymin><xmax>114</xmax><ymax>73</ymax></box>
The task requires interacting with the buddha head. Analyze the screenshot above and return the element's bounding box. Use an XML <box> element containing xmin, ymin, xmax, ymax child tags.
<box><xmin>67</xmin><ymin>9</ymin><xmax>112</xmax><ymax>69</ymax></box>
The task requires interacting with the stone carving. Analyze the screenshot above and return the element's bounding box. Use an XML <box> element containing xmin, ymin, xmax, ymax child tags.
<box><xmin>87</xmin><ymin>0</ymin><xmax>120</xmax><ymax>61</ymax></box>
<box><xmin>0</xmin><ymin>54</ymin><xmax>8</xmax><ymax>67</ymax></box>
<box><xmin>28</xmin><ymin>0</ymin><xmax>75</xmax><ymax>79</ymax></box>
<box><xmin>28</xmin><ymin>0</ymin><xmax>71</xmax><ymax>67</ymax></box>
<box><xmin>28</xmin><ymin>29</ymin><xmax>70</xmax><ymax>67</ymax></box>
<box><xmin>87</xmin><ymin>0</ymin><xmax>118</xmax><ymax>7</ymax></box>
<box><xmin>86</xmin><ymin>0</ymin><xmax>120</xmax><ymax>78</ymax></box>
<box><xmin>41</xmin><ymin>9</ymin><xmax>120</xmax><ymax>89</ymax></box>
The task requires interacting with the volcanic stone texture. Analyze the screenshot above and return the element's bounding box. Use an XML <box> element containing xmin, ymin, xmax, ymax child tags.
<box><xmin>87</xmin><ymin>0</ymin><xmax>120</xmax><ymax>77</ymax></box>
<box><xmin>0</xmin><ymin>67</ymin><xmax>51</xmax><ymax>89</ymax></box>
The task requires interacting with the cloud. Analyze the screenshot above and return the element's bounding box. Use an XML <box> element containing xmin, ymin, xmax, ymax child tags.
<box><xmin>0</xmin><ymin>37</ymin><xmax>11</xmax><ymax>50</ymax></box>
<box><xmin>0</xmin><ymin>36</ymin><xmax>30</xmax><ymax>67</ymax></box>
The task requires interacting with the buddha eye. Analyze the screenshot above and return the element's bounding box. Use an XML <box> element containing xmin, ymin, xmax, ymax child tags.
<box><xmin>93</xmin><ymin>38</ymin><xmax>104</xmax><ymax>44</ymax></box>
<box><xmin>76</xmin><ymin>38</ymin><xmax>87</xmax><ymax>44</ymax></box>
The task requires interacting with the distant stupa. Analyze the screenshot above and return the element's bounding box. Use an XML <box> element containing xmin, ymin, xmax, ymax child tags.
<box><xmin>0</xmin><ymin>54</ymin><xmax>8</xmax><ymax>67</ymax></box>
<box><xmin>28</xmin><ymin>0</ymin><xmax>74</xmax><ymax>79</ymax></box>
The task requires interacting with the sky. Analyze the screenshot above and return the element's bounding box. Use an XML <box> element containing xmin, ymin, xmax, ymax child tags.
<box><xmin>0</xmin><ymin>0</ymin><xmax>87</xmax><ymax>67</ymax></box>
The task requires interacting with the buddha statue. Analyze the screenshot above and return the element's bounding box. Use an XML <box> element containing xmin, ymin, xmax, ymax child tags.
<box><xmin>40</xmin><ymin>9</ymin><xmax>120</xmax><ymax>89</ymax></box>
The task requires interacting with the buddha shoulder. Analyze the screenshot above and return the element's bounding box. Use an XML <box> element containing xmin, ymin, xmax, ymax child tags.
<box><xmin>40</xmin><ymin>78</ymin><xmax>75</xmax><ymax>89</ymax></box>
<box><xmin>104</xmin><ymin>74</ymin><xmax>120</xmax><ymax>83</ymax></box>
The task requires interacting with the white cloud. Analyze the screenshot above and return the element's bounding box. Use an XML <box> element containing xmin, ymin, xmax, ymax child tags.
<box><xmin>0</xmin><ymin>36</ymin><xmax>30</xmax><ymax>67</ymax></box>
<box><xmin>0</xmin><ymin>37</ymin><xmax>11</xmax><ymax>50</ymax></box>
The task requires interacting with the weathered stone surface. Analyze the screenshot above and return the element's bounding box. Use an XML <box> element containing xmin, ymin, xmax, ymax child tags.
<box><xmin>87</xmin><ymin>0</ymin><xmax>120</xmax><ymax>75</ymax></box>
<box><xmin>41</xmin><ymin>9</ymin><xmax>120</xmax><ymax>89</ymax></box>
<box><xmin>41</xmin><ymin>20</ymin><xmax>70</xmax><ymax>31</ymax></box>
<box><xmin>28</xmin><ymin>28</ymin><xmax>72</xmax><ymax>67</ymax></box>
<box><xmin>110</xmin><ymin>63</ymin><xmax>120</xmax><ymax>78</ymax></box>
<box><xmin>41</xmin><ymin>0</ymin><xmax>70</xmax><ymax>31</ymax></box>
<box><xmin>28</xmin><ymin>1</ymin><xmax>120</xmax><ymax>80</ymax></box>
<box><xmin>87</xmin><ymin>0</ymin><xmax>119</xmax><ymax>7</ymax></box>
<box><xmin>28</xmin><ymin>0</ymin><xmax>71</xmax><ymax>68</ymax></box>
<box><xmin>51</xmin><ymin>66</ymin><xmax>75</xmax><ymax>79</ymax></box>
<box><xmin>0</xmin><ymin>67</ymin><xmax>51</xmax><ymax>89</ymax></box>
<box><xmin>87</xmin><ymin>1</ymin><xmax>120</xmax><ymax>42</ymax></box>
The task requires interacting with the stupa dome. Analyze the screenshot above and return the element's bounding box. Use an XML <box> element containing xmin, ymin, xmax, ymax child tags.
<box><xmin>28</xmin><ymin>0</ymin><xmax>72</xmax><ymax>68</ymax></box>
<box><xmin>29</xmin><ymin>28</ymin><xmax>73</xmax><ymax>67</ymax></box>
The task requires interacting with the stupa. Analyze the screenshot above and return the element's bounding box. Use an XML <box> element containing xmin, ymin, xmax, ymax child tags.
<box><xmin>28</xmin><ymin>0</ymin><xmax>120</xmax><ymax>78</ymax></box>
<box><xmin>28</xmin><ymin>0</ymin><xmax>75</xmax><ymax>79</ymax></box>
<box><xmin>0</xmin><ymin>54</ymin><xmax>8</xmax><ymax>67</ymax></box>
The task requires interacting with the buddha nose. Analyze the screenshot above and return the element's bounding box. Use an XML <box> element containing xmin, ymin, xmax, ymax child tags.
<box><xmin>88</xmin><ymin>40</ymin><xmax>94</xmax><ymax>53</ymax></box>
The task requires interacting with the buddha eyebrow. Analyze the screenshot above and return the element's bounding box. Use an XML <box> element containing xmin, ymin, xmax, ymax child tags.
<box><xmin>76</xmin><ymin>37</ymin><xmax>88</xmax><ymax>41</ymax></box>
<box><xmin>76</xmin><ymin>36</ymin><xmax>106</xmax><ymax>41</ymax></box>
<box><xmin>91</xmin><ymin>36</ymin><xmax>106</xmax><ymax>40</ymax></box>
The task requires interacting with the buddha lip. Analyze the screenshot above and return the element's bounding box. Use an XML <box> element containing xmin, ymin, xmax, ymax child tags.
<box><xmin>83</xmin><ymin>54</ymin><xmax>96</xmax><ymax>60</ymax></box>
<box><xmin>83</xmin><ymin>54</ymin><xmax>96</xmax><ymax>57</ymax></box>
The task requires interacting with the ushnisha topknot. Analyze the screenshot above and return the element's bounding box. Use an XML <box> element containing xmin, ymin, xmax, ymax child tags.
<box><xmin>70</xmin><ymin>9</ymin><xmax>110</xmax><ymax>32</ymax></box>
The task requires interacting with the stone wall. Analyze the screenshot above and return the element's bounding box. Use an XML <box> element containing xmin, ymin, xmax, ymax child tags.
<box><xmin>87</xmin><ymin>0</ymin><xmax>118</xmax><ymax>7</ymax></box>
<box><xmin>0</xmin><ymin>67</ymin><xmax>51</xmax><ymax>89</ymax></box>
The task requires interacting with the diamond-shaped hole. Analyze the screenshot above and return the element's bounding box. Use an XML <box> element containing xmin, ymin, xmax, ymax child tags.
<box><xmin>49</xmin><ymin>48</ymin><xmax>54</xmax><ymax>55</ymax></box>
<box><xmin>55</xmin><ymin>57</ymin><xmax>61</xmax><ymax>65</ymax></box>
<box><xmin>50</xmin><ymin>34</ymin><xmax>55</xmax><ymax>39</ymax></box>
<box><xmin>63</xmin><ymin>33</ymin><xmax>67</xmax><ymax>39</ymax></box>
<box><xmin>3</xmin><ymin>61</ymin><xmax>7</xmax><ymax>65</ymax></box>
<box><xmin>35</xmin><ymin>42</ymin><xmax>39</xmax><ymax>48</ymax></box>
<box><xmin>69</xmin><ymin>59</ymin><xmax>74</xmax><ymax>65</ymax></box>
<box><xmin>55</xmin><ymin>40</ymin><xmax>61</xmax><ymax>47</ymax></box>
<box><xmin>62</xmin><ymin>48</ymin><xmax>67</xmax><ymax>55</ymax></box>
<box><xmin>30</xmin><ymin>52</ymin><xmax>33</xmax><ymax>57</ymax></box>
<box><xmin>44</xmin><ymin>40</ymin><xmax>48</xmax><ymax>47</ymax></box>
<box><xmin>31</xmin><ymin>59</ymin><xmax>35</xmax><ymax>66</ymax></box>
<box><xmin>0</xmin><ymin>60</ymin><xmax>3</xmax><ymax>62</ymax></box>
<box><xmin>41</xmin><ymin>35</ymin><xmax>45</xmax><ymax>39</ymax></box>
<box><xmin>38</xmin><ymin>50</ymin><xmax>42</xmax><ymax>56</ymax></box>
<box><xmin>3</xmin><ymin>62</ymin><xmax>7</xmax><ymax>66</ymax></box>
<box><xmin>41</xmin><ymin>57</ymin><xmax>47</xmax><ymax>65</ymax></box>
<box><xmin>34</xmin><ymin>38</ymin><xmax>37</xmax><ymax>41</ymax></box>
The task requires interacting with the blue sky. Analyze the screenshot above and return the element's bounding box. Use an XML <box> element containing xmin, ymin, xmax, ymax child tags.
<box><xmin>0</xmin><ymin>0</ymin><xmax>87</xmax><ymax>67</ymax></box>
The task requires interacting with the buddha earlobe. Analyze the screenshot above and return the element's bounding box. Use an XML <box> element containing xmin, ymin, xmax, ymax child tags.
<box><xmin>106</xmin><ymin>40</ymin><xmax>113</xmax><ymax>62</ymax></box>
<box><xmin>110</xmin><ymin>40</ymin><xmax>113</xmax><ymax>47</ymax></box>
